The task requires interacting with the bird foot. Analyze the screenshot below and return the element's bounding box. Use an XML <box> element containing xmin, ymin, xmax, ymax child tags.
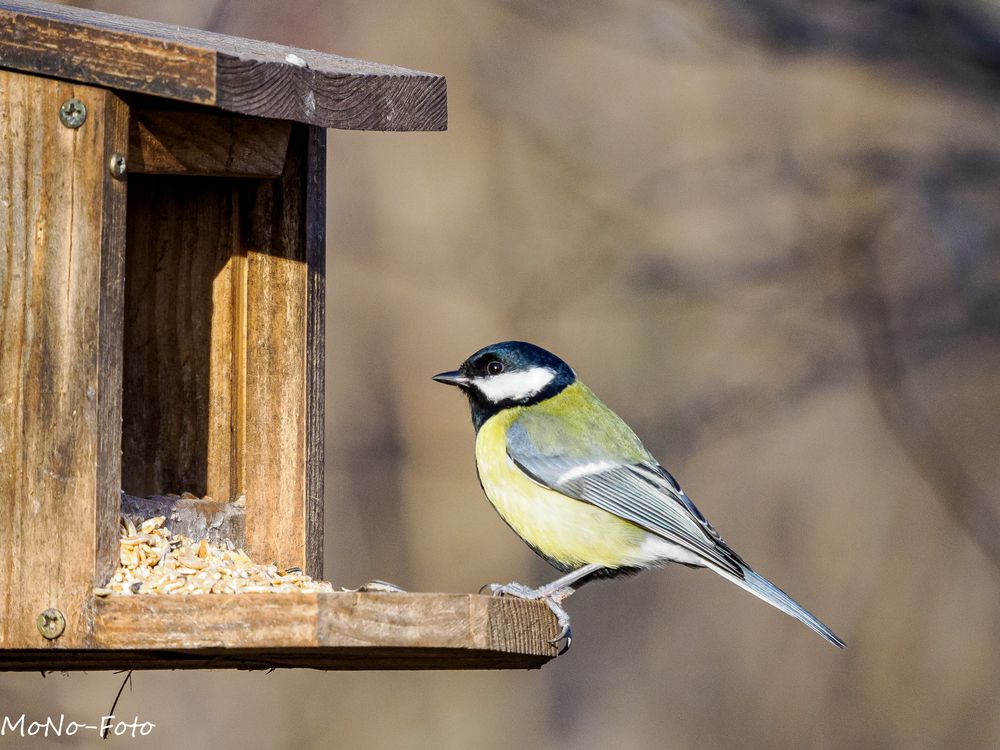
<box><xmin>480</xmin><ymin>581</ymin><xmax>573</xmax><ymax>654</ymax></box>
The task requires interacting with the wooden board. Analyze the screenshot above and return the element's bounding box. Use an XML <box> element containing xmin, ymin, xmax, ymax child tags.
<box><xmin>0</xmin><ymin>594</ymin><xmax>557</xmax><ymax>671</ymax></box>
<box><xmin>0</xmin><ymin>0</ymin><xmax>447</xmax><ymax>131</ymax></box>
<box><xmin>239</xmin><ymin>125</ymin><xmax>324</xmax><ymax>578</ymax></box>
<box><xmin>128</xmin><ymin>107</ymin><xmax>292</xmax><ymax>177</ymax></box>
<box><xmin>304</xmin><ymin>126</ymin><xmax>327</xmax><ymax>581</ymax></box>
<box><xmin>0</xmin><ymin>70</ymin><xmax>128</xmax><ymax>648</ymax></box>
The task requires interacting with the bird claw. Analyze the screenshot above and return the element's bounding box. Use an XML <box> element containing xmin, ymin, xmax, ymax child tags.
<box><xmin>480</xmin><ymin>581</ymin><xmax>574</xmax><ymax>655</ymax></box>
<box><xmin>548</xmin><ymin>611</ymin><xmax>572</xmax><ymax>655</ymax></box>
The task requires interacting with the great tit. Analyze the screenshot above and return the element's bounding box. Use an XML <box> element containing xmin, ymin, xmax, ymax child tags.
<box><xmin>434</xmin><ymin>341</ymin><xmax>844</xmax><ymax>653</ymax></box>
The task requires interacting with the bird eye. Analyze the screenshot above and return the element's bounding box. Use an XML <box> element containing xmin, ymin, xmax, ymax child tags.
<box><xmin>487</xmin><ymin>360</ymin><xmax>504</xmax><ymax>375</ymax></box>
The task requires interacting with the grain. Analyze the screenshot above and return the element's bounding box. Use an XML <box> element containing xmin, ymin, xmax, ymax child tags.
<box><xmin>95</xmin><ymin>517</ymin><xmax>333</xmax><ymax>596</ymax></box>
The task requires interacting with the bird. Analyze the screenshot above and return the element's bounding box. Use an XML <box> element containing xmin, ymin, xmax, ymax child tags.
<box><xmin>433</xmin><ymin>340</ymin><xmax>844</xmax><ymax>654</ymax></box>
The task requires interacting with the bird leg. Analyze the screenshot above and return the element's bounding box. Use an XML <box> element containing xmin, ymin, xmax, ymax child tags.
<box><xmin>481</xmin><ymin>563</ymin><xmax>604</xmax><ymax>654</ymax></box>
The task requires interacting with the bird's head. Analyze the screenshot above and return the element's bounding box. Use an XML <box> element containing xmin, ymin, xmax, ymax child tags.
<box><xmin>433</xmin><ymin>341</ymin><xmax>575</xmax><ymax>425</ymax></box>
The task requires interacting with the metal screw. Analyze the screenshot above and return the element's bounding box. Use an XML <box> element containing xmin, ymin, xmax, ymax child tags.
<box><xmin>109</xmin><ymin>153</ymin><xmax>127</xmax><ymax>179</ymax></box>
<box><xmin>36</xmin><ymin>608</ymin><xmax>66</xmax><ymax>640</ymax></box>
<box><xmin>59</xmin><ymin>99</ymin><xmax>87</xmax><ymax>129</ymax></box>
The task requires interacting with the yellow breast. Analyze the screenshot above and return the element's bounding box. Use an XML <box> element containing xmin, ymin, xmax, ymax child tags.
<box><xmin>475</xmin><ymin>408</ymin><xmax>651</xmax><ymax>570</ymax></box>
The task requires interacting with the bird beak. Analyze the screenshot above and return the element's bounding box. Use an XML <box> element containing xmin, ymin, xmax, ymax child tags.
<box><xmin>432</xmin><ymin>370</ymin><xmax>469</xmax><ymax>387</ymax></box>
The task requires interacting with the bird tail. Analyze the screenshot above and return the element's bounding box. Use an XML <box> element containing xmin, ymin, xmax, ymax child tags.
<box><xmin>720</xmin><ymin>566</ymin><xmax>846</xmax><ymax>648</ymax></box>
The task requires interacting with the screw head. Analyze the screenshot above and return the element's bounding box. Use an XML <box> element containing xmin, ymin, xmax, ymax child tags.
<box><xmin>59</xmin><ymin>99</ymin><xmax>87</xmax><ymax>129</ymax></box>
<box><xmin>36</xmin><ymin>608</ymin><xmax>66</xmax><ymax>640</ymax></box>
<box><xmin>109</xmin><ymin>153</ymin><xmax>127</xmax><ymax>179</ymax></box>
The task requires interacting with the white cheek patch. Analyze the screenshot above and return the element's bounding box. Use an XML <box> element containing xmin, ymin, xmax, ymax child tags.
<box><xmin>472</xmin><ymin>367</ymin><xmax>556</xmax><ymax>403</ymax></box>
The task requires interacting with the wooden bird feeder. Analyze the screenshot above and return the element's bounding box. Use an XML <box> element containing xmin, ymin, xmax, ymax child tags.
<box><xmin>0</xmin><ymin>0</ymin><xmax>554</xmax><ymax>671</ymax></box>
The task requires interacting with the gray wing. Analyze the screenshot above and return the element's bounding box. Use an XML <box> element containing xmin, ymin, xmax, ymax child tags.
<box><xmin>506</xmin><ymin>420</ymin><xmax>746</xmax><ymax>577</ymax></box>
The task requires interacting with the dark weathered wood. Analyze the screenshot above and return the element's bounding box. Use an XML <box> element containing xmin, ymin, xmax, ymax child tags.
<box><xmin>120</xmin><ymin>494</ymin><xmax>246</xmax><ymax>547</ymax></box>
<box><xmin>96</xmin><ymin>77</ymin><xmax>129</xmax><ymax>600</ymax></box>
<box><xmin>214</xmin><ymin>54</ymin><xmax>447</xmax><ymax>132</ymax></box>
<box><xmin>0</xmin><ymin>3</ymin><xmax>215</xmax><ymax>103</ymax></box>
<box><xmin>0</xmin><ymin>0</ymin><xmax>447</xmax><ymax>131</ymax></box>
<box><xmin>128</xmin><ymin>108</ymin><xmax>292</xmax><ymax>177</ymax></box>
<box><xmin>121</xmin><ymin>176</ymin><xmax>241</xmax><ymax>501</ymax></box>
<box><xmin>0</xmin><ymin>71</ymin><xmax>128</xmax><ymax>648</ymax></box>
<box><xmin>305</xmin><ymin>126</ymin><xmax>326</xmax><ymax>581</ymax></box>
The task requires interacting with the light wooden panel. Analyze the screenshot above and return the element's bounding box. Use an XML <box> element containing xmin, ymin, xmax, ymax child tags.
<box><xmin>71</xmin><ymin>593</ymin><xmax>551</xmax><ymax>670</ymax></box>
<box><xmin>0</xmin><ymin>70</ymin><xmax>127</xmax><ymax>648</ymax></box>
<box><xmin>240</xmin><ymin>125</ymin><xmax>324</xmax><ymax>578</ymax></box>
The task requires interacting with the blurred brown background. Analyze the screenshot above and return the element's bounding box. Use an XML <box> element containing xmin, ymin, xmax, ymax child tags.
<box><xmin>3</xmin><ymin>1</ymin><xmax>1000</xmax><ymax>748</ymax></box>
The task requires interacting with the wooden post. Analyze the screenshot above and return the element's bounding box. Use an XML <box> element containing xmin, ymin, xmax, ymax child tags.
<box><xmin>0</xmin><ymin>71</ymin><xmax>127</xmax><ymax>648</ymax></box>
<box><xmin>240</xmin><ymin>124</ymin><xmax>326</xmax><ymax>578</ymax></box>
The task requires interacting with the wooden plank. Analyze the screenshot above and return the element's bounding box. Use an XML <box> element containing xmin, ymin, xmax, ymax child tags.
<box><xmin>0</xmin><ymin>71</ymin><xmax>128</xmax><ymax>648</ymax></box>
<box><xmin>95</xmin><ymin>75</ymin><xmax>130</xmax><ymax>600</ymax></box>
<box><xmin>89</xmin><ymin>593</ymin><xmax>556</xmax><ymax>655</ymax></box>
<box><xmin>239</xmin><ymin>126</ymin><xmax>320</xmax><ymax>575</ymax></box>
<box><xmin>315</xmin><ymin>593</ymin><xmax>553</xmax><ymax>653</ymax></box>
<box><xmin>0</xmin><ymin>0</ymin><xmax>448</xmax><ymax>131</ymax></box>
<box><xmin>304</xmin><ymin>126</ymin><xmax>326</xmax><ymax>581</ymax></box>
<box><xmin>121</xmin><ymin>176</ymin><xmax>241</xmax><ymax>501</ymax></box>
<box><xmin>214</xmin><ymin>53</ymin><xmax>447</xmax><ymax>131</ymax></box>
<box><xmin>128</xmin><ymin>108</ymin><xmax>292</xmax><ymax>178</ymax></box>
<box><xmin>95</xmin><ymin>593</ymin><xmax>320</xmax><ymax>649</ymax></box>
<box><xmin>0</xmin><ymin>592</ymin><xmax>556</xmax><ymax>671</ymax></box>
<box><xmin>0</xmin><ymin>2</ymin><xmax>216</xmax><ymax>104</ymax></box>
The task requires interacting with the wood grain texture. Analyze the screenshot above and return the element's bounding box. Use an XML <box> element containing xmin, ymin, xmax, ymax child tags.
<box><xmin>0</xmin><ymin>0</ymin><xmax>447</xmax><ymax>131</ymax></box>
<box><xmin>121</xmin><ymin>177</ymin><xmax>241</xmax><ymax>501</ymax></box>
<box><xmin>128</xmin><ymin>108</ymin><xmax>292</xmax><ymax>178</ymax></box>
<box><xmin>95</xmin><ymin>592</ymin><xmax>320</xmax><ymax>649</ymax></box>
<box><xmin>0</xmin><ymin>71</ymin><xmax>128</xmax><ymax>648</ymax></box>
<box><xmin>0</xmin><ymin>2</ymin><xmax>215</xmax><ymax>104</ymax></box>
<box><xmin>87</xmin><ymin>593</ymin><xmax>555</xmax><ymax>655</ymax></box>
<box><xmin>239</xmin><ymin>125</ymin><xmax>320</xmax><ymax>575</ymax></box>
<box><xmin>0</xmin><ymin>592</ymin><xmax>557</xmax><ymax>671</ymax></box>
<box><xmin>95</xmin><ymin>76</ymin><xmax>130</xmax><ymax>601</ymax></box>
<box><xmin>313</xmin><ymin>593</ymin><xmax>555</xmax><ymax>653</ymax></box>
<box><xmin>304</xmin><ymin>126</ymin><xmax>326</xmax><ymax>581</ymax></box>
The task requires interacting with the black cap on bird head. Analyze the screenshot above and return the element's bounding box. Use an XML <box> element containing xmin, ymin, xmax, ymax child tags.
<box><xmin>433</xmin><ymin>341</ymin><xmax>576</xmax><ymax>429</ymax></box>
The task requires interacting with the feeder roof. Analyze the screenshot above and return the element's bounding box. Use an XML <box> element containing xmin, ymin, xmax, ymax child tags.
<box><xmin>0</xmin><ymin>0</ymin><xmax>447</xmax><ymax>131</ymax></box>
